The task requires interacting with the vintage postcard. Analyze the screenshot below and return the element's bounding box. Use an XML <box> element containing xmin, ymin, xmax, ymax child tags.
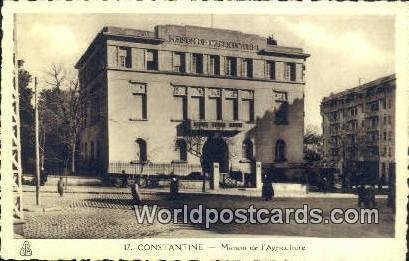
<box><xmin>1</xmin><ymin>1</ymin><xmax>408</xmax><ymax>260</ymax></box>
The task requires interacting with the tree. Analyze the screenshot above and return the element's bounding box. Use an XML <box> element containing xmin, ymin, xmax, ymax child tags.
<box><xmin>183</xmin><ymin>131</ymin><xmax>208</xmax><ymax>192</ymax></box>
<box><xmin>40</xmin><ymin>64</ymin><xmax>81</xmax><ymax>175</ymax></box>
<box><xmin>19</xmin><ymin>69</ymin><xmax>35</xmax><ymax>173</ymax></box>
<box><xmin>304</xmin><ymin>126</ymin><xmax>322</xmax><ymax>164</ymax></box>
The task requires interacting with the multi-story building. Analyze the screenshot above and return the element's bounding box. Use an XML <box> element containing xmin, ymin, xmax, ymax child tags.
<box><xmin>75</xmin><ymin>25</ymin><xmax>309</xmax><ymax>184</ymax></box>
<box><xmin>321</xmin><ymin>74</ymin><xmax>395</xmax><ymax>184</ymax></box>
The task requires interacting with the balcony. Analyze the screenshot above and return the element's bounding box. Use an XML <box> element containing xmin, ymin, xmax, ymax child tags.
<box><xmin>187</xmin><ymin>119</ymin><xmax>246</xmax><ymax>132</ymax></box>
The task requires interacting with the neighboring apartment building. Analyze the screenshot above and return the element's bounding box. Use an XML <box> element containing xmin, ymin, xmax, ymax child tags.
<box><xmin>75</xmin><ymin>25</ymin><xmax>309</xmax><ymax>183</ymax></box>
<box><xmin>321</xmin><ymin>74</ymin><xmax>395</xmax><ymax>183</ymax></box>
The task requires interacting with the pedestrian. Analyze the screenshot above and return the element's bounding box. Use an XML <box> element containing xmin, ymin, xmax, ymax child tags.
<box><xmin>131</xmin><ymin>182</ymin><xmax>141</xmax><ymax>205</ymax></box>
<box><xmin>262</xmin><ymin>174</ymin><xmax>273</xmax><ymax>201</ymax></box>
<box><xmin>57</xmin><ymin>177</ymin><xmax>64</xmax><ymax>197</ymax></box>
<box><xmin>387</xmin><ymin>183</ymin><xmax>395</xmax><ymax>211</ymax></box>
<box><xmin>169</xmin><ymin>176</ymin><xmax>179</xmax><ymax>200</ymax></box>
<box><xmin>357</xmin><ymin>184</ymin><xmax>365</xmax><ymax>207</ymax></box>
<box><xmin>121</xmin><ymin>170</ymin><xmax>128</xmax><ymax>188</ymax></box>
<box><xmin>367</xmin><ymin>184</ymin><xmax>376</xmax><ymax>208</ymax></box>
<box><xmin>321</xmin><ymin>176</ymin><xmax>329</xmax><ymax>193</ymax></box>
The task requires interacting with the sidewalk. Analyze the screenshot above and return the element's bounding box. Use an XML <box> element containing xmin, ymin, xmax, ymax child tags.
<box><xmin>23</xmin><ymin>184</ymin><xmax>387</xmax><ymax>199</ymax></box>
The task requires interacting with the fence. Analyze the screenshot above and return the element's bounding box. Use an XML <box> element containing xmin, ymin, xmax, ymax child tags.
<box><xmin>108</xmin><ymin>161</ymin><xmax>202</xmax><ymax>177</ymax></box>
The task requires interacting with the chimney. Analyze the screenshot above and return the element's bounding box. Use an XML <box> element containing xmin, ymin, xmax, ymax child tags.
<box><xmin>267</xmin><ymin>35</ymin><xmax>277</xmax><ymax>45</ymax></box>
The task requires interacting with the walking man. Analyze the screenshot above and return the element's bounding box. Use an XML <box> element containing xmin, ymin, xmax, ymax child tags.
<box><xmin>57</xmin><ymin>177</ymin><xmax>64</xmax><ymax>197</ymax></box>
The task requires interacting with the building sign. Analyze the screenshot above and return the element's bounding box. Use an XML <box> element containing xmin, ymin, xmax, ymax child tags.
<box><xmin>190</xmin><ymin>87</ymin><xmax>204</xmax><ymax>97</ymax></box>
<box><xmin>208</xmin><ymin>88</ymin><xmax>221</xmax><ymax>98</ymax></box>
<box><xmin>168</xmin><ymin>35</ymin><xmax>260</xmax><ymax>51</ymax></box>
<box><xmin>241</xmin><ymin>90</ymin><xmax>254</xmax><ymax>99</ymax></box>
<box><xmin>173</xmin><ymin>86</ymin><xmax>187</xmax><ymax>96</ymax></box>
<box><xmin>225</xmin><ymin>89</ymin><xmax>238</xmax><ymax>99</ymax></box>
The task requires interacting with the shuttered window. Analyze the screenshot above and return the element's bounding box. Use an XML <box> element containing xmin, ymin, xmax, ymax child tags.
<box><xmin>189</xmin><ymin>97</ymin><xmax>205</xmax><ymax>120</ymax></box>
<box><xmin>208</xmin><ymin>97</ymin><xmax>222</xmax><ymax>120</ymax></box>
<box><xmin>132</xmin><ymin>93</ymin><xmax>147</xmax><ymax>120</ymax></box>
<box><xmin>241</xmin><ymin>99</ymin><xmax>254</xmax><ymax>122</ymax></box>
<box><xmin>173</xmin><ymin>96</ymin><xmax>187</xmax><ymax>120</ymax></box>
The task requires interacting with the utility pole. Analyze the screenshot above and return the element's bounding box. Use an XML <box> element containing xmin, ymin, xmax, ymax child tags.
<box><xmin>35</xmin><ymin>76</ymin><xmax>40</xmax><ymax>205</ymax></box>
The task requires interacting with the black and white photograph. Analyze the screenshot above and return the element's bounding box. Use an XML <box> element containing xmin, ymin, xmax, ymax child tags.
<box><xmin>1</xmin><ymin>2</ymin><xmax>408</xmax><ymax>260</ymax></box>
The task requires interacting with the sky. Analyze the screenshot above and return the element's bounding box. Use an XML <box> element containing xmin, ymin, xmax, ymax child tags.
<box><xmin>16</xmin><ymin>14</ymin><xmax>395</xmax><ymax>132</ymax></box>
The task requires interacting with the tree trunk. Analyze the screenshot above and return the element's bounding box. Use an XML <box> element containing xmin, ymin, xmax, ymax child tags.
<box><xmin>201</xmin><ymin>159</ymin><xmax>206</xmax><ymax>192</ymax></box>
<box><xmin>71</xmin><ymin>134</ymin><xmax>76</xmax><ymax>176</ymax></box>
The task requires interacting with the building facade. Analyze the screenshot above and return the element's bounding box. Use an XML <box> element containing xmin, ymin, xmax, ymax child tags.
<box><xmin>321</xmin><ymin>75</ymin><xmax>395</xmax><ymax>184</ymax></box>
<box><xmin>75</xmin><ymin>25</ymin><xmax>309</xmax><ymax>183</ymax></box>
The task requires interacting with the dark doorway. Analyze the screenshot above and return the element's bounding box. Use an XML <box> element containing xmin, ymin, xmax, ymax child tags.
<box><xmin>202</xmin><ymin>137</ymin><xmax>229</xmax><ymax>173</ymax></box>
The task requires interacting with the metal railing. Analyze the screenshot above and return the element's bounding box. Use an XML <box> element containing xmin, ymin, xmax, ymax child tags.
<box><xmin>108</xmin><ymin>161</ymin><xmax>202</xmax><ymax>177</ymax></box>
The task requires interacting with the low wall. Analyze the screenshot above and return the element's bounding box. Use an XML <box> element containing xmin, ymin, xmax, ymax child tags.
<box><xmin>271</xmin><ymin>183</ymin><xmax>307</xmax><ymax>196</ymax></box>
<box><xmin>157</xmin><ymin>180</ymin><xmax>211</xmax><ymax>190</ymax></box>
<box><xmin>23</xmin><ymin>175</ymin><xmax>102</xmax><ymax>186</ymax></box>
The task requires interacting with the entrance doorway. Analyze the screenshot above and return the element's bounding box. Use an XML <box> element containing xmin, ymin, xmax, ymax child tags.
<box><xmin>202</xmin><ymin>137</ymin><xmax>229</xmax><ymax>174</ymax></box>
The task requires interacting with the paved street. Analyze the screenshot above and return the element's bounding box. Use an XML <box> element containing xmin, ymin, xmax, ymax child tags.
<box><xmin>20</xmin><ymin>190</ymin><xmax>394</xmax><ymax>239</ymax></box>
<box><xmin>22</xmin><ymin>192</ymin><xmax>180</xmax><ymax>238</ymax></box>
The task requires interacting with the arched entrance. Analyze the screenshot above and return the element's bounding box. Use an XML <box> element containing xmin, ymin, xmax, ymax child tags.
<box><xmin>202</xmin><ymin>137</ymin><xmax>229</xmax><ymax>174</ymax></box>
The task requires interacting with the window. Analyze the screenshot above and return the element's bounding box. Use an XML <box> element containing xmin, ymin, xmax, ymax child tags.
<box><xmin>209</xmin><ymin>55</ymin><xmax>220</xmax><ymax>75</ymax></box>
<box><xmin>369</xmin><ymin>101</ymin><xmax>379</xmax><ymax>112</ymax></box>
<box><xmin>225</xmin><ymin>97</ymin><xmax>238</xmax><ymax>121</ymax></box>
<box><xmin>388</xmin><ymin>131</ymin><xmax>392</xmax><ymax>141</ymax></box>
<box><xmin>383</xmin><ymin>132</ymin><xmax>387</xmax><ymax>141</ymax></box>
<box><xmin>208</xmin><ymin>97</ymin><xmax>222</xmax><ymax>120</ymax></box>
<box><xmin>226</xmin><ymin>57</ymin><xmax>237</xmax><ymax>77</ymax></box>
<box><xmin>243</xmin><ymin>58</ymin><xmax>253</xmax><ymax>78</ymax></box>
<box><xmin>369</xmin><ymin>116</ymin><xmax>379</xmax><ymax>128</ymax></box>
<box><xmin>388</xmin><ymin>147</ymin><xmax>392</xmax><ymax>157</ymax></box>
<box><xmin>241</xmin><ymin>98</ymin><xmax>254</xmax><ymax>122</ymax></box>
<box><xmin>118</xmin><ymin>47</ymin><xmax>131</xmax><ymax>68</ymax></box>
<box><xmin>192</xmin><ymin>53</ymin><xmax>203</xmax><ymax>74</ymax></box>
<box><xmin>189</xmin><ymin>96</ymin><xmax>205</xmax><ymax>120</ymax></box>
<box><xmin>146</xmin><ymin>49</ymin><xmax>158</xmax><ymax>70</ymax></box>
<box><xmin>388</xmin><ymin>115</ymin><xmax>392</xmax><ymax>125</ymax></box>
<box><xmin>382</xmin><ymin>147</ymin><xmax>387</xmax><ymax>157</ymax></box>
<box><xmin>350</xmin><ymin>107</ymin><xmax>357</xmax><ymax>116</ymax></box>
<box><xmin>284</xmin><ymin>62</ymin><xmax>296</xmax><ymax>81</ymax></box>
<box><xmin>266</xmin><ymin>61</ymin><xmax>275</xmax><ymax>79</ymax></box>
<box><xmin>173</xmin><ymin>52</ymin><xmax>186</xmax><ymax>73</ymax></box>
<box><xmin>173</xmin><ymin>95</ymin><xmax>187</xmax><ymax>120</ymax></box>
<box><xmin>176</xmin><ymin>139</ymin><xmax>187</xmax><ymax>161</ymax></box>
<box><xmin>136</xmin><ymin>139</ymin><xmax>147</xmax><ymax>162</ymax></box>
<box><xmin>132</xmin><ymin>93</ymin><xmax>147</xmax><ymax>120</ymax></box>
<box><xmin>275</xmin><ymin>139</ymin><xmax>286</xmax><ymax>162</ymax></box>
<box><xmin>242</xmin><ymin>139</ymin><xmax>253</xmax><ymax>160</ymax></box>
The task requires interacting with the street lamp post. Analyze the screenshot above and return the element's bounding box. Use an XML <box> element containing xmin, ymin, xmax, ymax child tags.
<box><xmin>34</xmin><ymin>76</ymin><xmax>40</xmax><ymax>205</ymax></box>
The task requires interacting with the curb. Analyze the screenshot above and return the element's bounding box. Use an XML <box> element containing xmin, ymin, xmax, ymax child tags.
<box><xmin>24</xmin><ymin>206</ymin><xmax>63</xmax><ymax>213</ymax></box>
<box><xmin>22</xmin><ymin>187</ymin><xmax>388</xmax><ymax>199</ymax></box>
